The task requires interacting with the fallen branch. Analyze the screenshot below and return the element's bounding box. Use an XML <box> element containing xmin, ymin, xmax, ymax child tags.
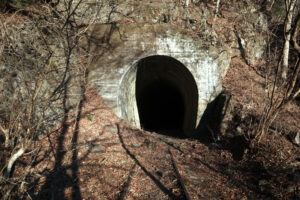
<box><xmin>3</xmin><ymin>147</ymin><xmax>25</xmax><ymax>179</ymax></box>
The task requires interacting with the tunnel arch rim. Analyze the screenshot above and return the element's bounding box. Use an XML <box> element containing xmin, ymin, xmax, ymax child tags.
<box><xmin>117</xmin><ymin>54</ymin><xmax>199</xmax><ymax>136</ymax></box>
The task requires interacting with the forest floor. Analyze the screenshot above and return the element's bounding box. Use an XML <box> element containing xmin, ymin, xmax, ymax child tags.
<box><xmin>0</xmin><ymin>1</ymin><xmax>299</xmax><ymax>199</ymax></box>
<box><xmin>9</xmin><ymin>58</ymin><xmax>299</xmax><ymax>200</ymax></box>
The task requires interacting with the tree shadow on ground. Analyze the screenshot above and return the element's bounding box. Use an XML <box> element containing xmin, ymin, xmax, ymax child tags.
<box><xmin>30</xmin><ymin>77</ymin><xmax>85</xmax><ymax>200</ymax></box>
<box><xmin>192</xmin><ymin>91</ymin><xmax>299</xmax><ymax>199</ymax></box>
<box><xmin>116</xmin><ymin>124</ymin><xmax>187</xmax><ymax>200</ymax></box>
<box><xmin>159</xmin><ymin>132</ymin><xmax>284</xmax><ymax>200</ymax></box>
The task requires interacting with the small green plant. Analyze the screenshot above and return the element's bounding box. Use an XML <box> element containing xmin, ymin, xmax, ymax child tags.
<box><xmin>86</xmin><ymin>113</ymin><xmax>93</xmax><ymax>121</ymax></box>
<box><xmin>11</xmin><ymin>0</ymin><xmax>27</xmax><ymax>9</ymax></box>
<box><xmin>291</xmin><ymin>99</ymin><xmax>300</xmax><ymax>107</ymax></box>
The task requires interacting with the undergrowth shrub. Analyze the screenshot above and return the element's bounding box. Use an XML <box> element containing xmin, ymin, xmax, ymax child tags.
<box><xmin>0</xmin><ymin>0</ymin><xmax>49</xmax><ymax>12</ymax></box>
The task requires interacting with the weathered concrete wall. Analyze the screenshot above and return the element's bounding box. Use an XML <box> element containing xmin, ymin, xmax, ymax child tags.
<box><xmin>73</xmin><ymin>0</ymin><xmax>269</xmax><ymax>136</ymax></box>
<box><xmin>82</xmin><ymin>24</ymin><xmax>232</xmax><ymax>136</ymax></box>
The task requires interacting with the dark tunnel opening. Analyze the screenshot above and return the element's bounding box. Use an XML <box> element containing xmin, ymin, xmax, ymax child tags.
<box><xmin>137</xmin><ymin>80</ymin><xmax>185</xmax><ymax>136</ymax></box>
<box><xmin>135</xmin><ymin>55</ymin><xmax>198</xmax><ymax>137</ymax></box>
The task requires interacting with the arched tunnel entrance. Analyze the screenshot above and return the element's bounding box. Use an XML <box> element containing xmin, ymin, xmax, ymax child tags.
<box><xmin>135</xmin><ymin>56</ymin><xmax>198</xmax><ymax>137</ymax></box>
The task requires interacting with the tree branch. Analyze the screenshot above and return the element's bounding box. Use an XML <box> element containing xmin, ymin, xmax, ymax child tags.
<box><xmin>0</xmin><ymin>124</ymin><xmax>8</xmax><ymax>135</ymax></box>
<box><xmin>0</xmin><ymin>124</ymin><xmax>10</xmax><ymax>147</ymax></box>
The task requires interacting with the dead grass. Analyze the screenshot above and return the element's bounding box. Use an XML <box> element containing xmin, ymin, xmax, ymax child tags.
<box><xmin>223</xmin><ymin>57</ymin><xmax>300</xmax><ymax>133</ymax></box>
<box><xmin>5</xmin><ymin>80</ymin><xmax>298</xmax><ymax>199</ymax></box>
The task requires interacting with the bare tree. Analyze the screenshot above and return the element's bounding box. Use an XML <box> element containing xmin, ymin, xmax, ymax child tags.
<box><xmin>253</xmin><ymin>13</ymin><xmax>300</xmax><ymax>145</ymax></box>
<box><xmin>0</xmin><ymin>0</ymin><xmax>95</xmax><ymax>198</ymax></box>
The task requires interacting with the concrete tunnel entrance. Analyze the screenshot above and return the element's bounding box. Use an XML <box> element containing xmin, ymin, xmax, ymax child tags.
<box><xmin>88</xmin><ymin>25</ymin><xmax>230</xmax><ymax>138</ymax></box>
<box><xmin>118</xmin><ymin>55</ymin><xmax>199</xmax><ymax>137</ymax></box>
<box><xmin>135</xmin><ymin>56</ymin><xmax>198</xmax><ymax>137</ymax></box>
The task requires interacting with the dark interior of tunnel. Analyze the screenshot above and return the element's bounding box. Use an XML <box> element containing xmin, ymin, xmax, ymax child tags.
<box><xmin>136</xmin><ymin>80</ymin><xmax>185</xmax><ymax>137</ymax></box>
<box><xmin>135</xmin><ymin>55</ymin><xmax>198</xmax><ymax>138</ymax></box>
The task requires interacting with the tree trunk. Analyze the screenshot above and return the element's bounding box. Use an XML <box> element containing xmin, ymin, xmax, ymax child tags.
<box><xmin>185</xmin><ymin>0</ymin><xmax>189</xmax><ymax>7</ymax></box>
<box><xmin>216</xmin><ymin>0</ymin><xmax>221</xmax><ymax>14</ymax></box>
<box><xmin>282</xmin><ymin>0</ymin><xmax>297</xmax><ymax>79</ymax></box>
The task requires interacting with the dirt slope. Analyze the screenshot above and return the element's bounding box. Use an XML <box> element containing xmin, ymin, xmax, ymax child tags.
<box><xmin>14</xmin><ymin>72</ymin><xmax>299</xmax><ymax>199</ymax></box>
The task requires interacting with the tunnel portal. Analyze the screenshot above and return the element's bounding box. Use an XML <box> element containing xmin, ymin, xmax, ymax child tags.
<box><xmin>87</xmin><ymin>24</ymin><xmax>231</xmax><ymax>138</ymax></box>
<box><xmin>135</xmin><ymin>55</ymin><xmax>198</xmax><ymax>137</ymax></box>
